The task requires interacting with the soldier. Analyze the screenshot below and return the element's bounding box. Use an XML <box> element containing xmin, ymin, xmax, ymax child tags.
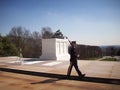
<box><xmin>67</xmin><ymin>41</ymin><xmax>85</xmax><ymax>78</ymax></box>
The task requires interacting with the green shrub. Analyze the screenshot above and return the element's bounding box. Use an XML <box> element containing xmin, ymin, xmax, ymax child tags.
<box><xmin>0</xmin><ymin>36</ymin><xmax>18</xmax><ymax>56</ymax></box>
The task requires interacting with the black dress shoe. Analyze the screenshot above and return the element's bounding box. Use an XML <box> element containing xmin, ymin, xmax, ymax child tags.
<box><xmin>66</xmin><ymin>75</ymin><xmax>70</xmax><ymax>79</ymax></box>
<box><xmin>79</xmin><ymin>74</ymin><xmax>85</xmax><ymax>78</ymax></box>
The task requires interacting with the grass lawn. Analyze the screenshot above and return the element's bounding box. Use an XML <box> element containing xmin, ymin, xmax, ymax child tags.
<box><xmin>84</xmin><ymin>57</ymin><xmax>101</xmax><ymax>60</ymax></box>
<box><xmin>101</xmin><ymin>58</ymin><xmax>118</xmax><ymax>61</ymax></box>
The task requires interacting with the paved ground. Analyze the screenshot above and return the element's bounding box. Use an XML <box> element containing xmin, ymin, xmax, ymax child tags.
<box><xmin>0</xmin><ymin>57</ymin><xmax>120</xmax><ymax>90</ymax></box>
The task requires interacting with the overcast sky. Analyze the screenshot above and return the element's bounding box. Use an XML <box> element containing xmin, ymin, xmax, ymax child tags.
<box><xmin>0</xmin><ymin>0</ymin><xmax>120</xmax><ymax>45</ymax></box>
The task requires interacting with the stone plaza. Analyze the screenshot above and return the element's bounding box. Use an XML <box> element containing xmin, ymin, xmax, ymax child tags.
<box><xmin>0</xmin><ymin>56</ymin><xmax>120</xmax><ymax>90</ymax></box>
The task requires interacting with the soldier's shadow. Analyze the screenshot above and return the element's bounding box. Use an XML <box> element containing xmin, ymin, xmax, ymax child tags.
<box><xmin>31</xmin><ymin>78</ymin><xmax>62</xmax><ymax>84</ymax></box>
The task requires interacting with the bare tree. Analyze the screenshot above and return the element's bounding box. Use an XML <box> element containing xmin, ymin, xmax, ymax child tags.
<box><xmin>8</xmin><ymin>27</ymin><xmax>23</xmax><ymax>50</ymax></box>
<box><xmin>41</xmin><ymin>27</ymin><xmax>53</xmax><ymax>39</ymax></box>
<box><xmin>31</xmin><ymin>31</ymin><xmax>42</xmax><ymax>57</ymax></box>
<box><xmin>8</xmin><ymin>26</ymin><xmax>42</xmax><ymax>57</ymax></box>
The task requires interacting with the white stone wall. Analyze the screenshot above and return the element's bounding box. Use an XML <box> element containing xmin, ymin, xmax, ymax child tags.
<box><xmin>40</xmin><ymin>38</ymin><xmax>70</xmax><ymax>61</ymax></box>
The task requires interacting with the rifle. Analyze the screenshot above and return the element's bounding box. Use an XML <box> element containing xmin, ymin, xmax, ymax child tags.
<box><xmin>65</xmin><ymin>36</ymin><xmax>79</xmax><ymax>58</ymax></box>
<box><xmin>64</xmin><ymin>36</ymin><xmax>72</xmax><ymax>46</ymax></box>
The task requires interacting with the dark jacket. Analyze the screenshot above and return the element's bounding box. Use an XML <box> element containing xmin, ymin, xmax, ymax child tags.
<box><xmin>70</xmin><ymin>46</ymin><xmax>78</xmax><ymax>62</ymax></box>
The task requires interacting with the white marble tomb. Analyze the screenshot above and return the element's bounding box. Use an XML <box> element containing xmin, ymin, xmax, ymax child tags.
<box><xmin>40</xmin><ymin>38</ymin><xmax>70</xmax><ymax>61</ymax></box>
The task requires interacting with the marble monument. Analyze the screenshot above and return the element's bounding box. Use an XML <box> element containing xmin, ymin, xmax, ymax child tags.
<box><xmin>40</xmin><ymin>38</ymin><xmax>70</xmax><ymax>61</ymax></box>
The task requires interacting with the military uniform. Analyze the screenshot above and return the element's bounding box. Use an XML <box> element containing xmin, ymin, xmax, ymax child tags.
<box><xmin>67</xmin><ymin>41</ymin><xmax>85</xmax><ymax>77</ymax></box>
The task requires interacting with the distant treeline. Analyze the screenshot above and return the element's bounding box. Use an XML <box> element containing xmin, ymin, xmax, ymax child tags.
<box><xmin>101</xmin><ymin>46</ymin><xmax>120</xmax><ymax>57</ymax></box>
<box><xmin>77</xmin><ymin>45</ymin><xmax>102</xmax><ymax>59</ymax></box>
<box><xmin>0</xmin><ymin>26</ymin><xmax>120</xmax><ymax>58</ymax></box>
<box><xmin>77</xmin><ymin>45</ymin><xmax>120</xmax><ymax>59</ymax></box>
